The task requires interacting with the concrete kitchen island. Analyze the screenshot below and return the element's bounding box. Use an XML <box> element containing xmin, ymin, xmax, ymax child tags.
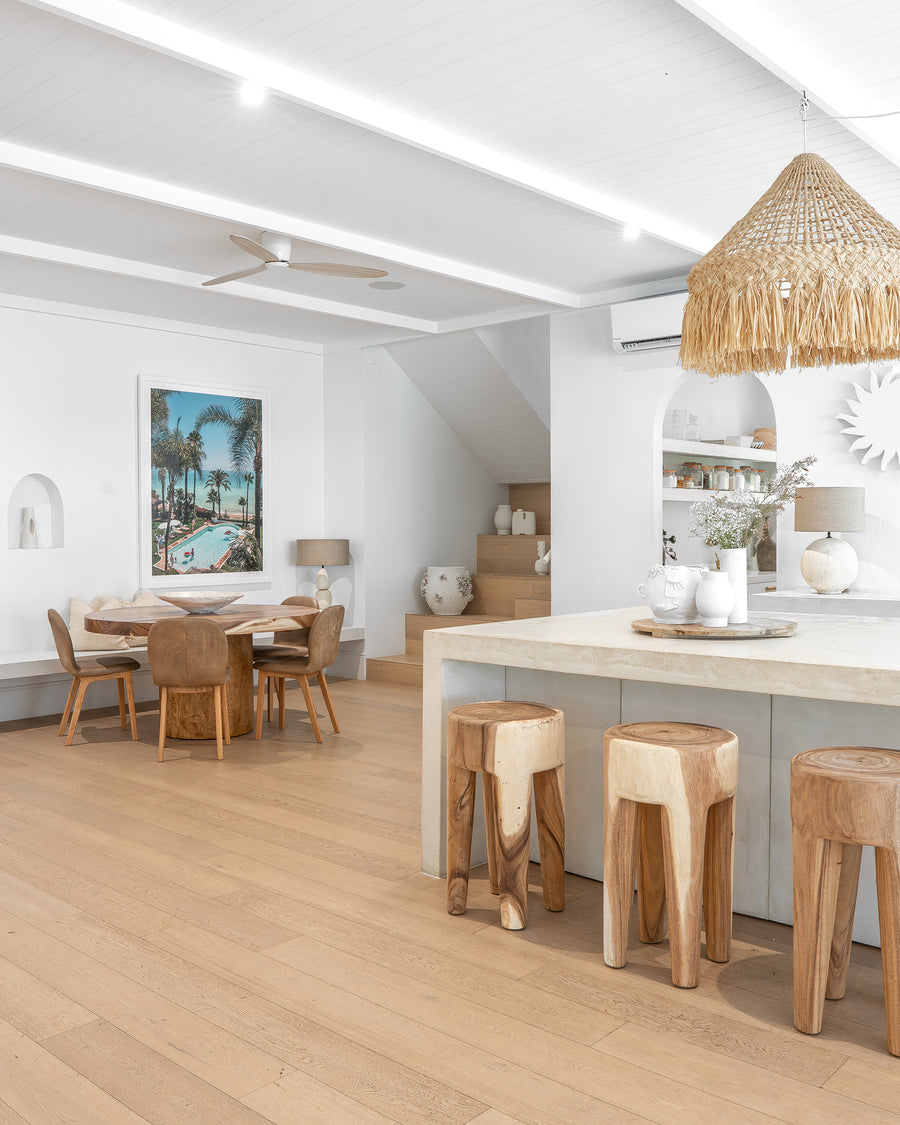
<box><xmin>422</xmin><ymin>606</ymin><xmax>900</xmax><ymax>945</ymax></box>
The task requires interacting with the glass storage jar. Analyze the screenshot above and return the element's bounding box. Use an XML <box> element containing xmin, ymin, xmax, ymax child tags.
<box><xmin>714</xmin><ymin>465</ymin><xmax>731</xmax><ymax>490</ymax></box>
<box><xmin>745</xmin><ymin>466</ymin><xmax>761</xmax><ymax>492</ymax></box>
<box><xmin>732</xmin><ymin>467</ymin><xmax>747</xmax><ymax>492</ymax></box>
<box><xmin>663</xmin><ymin>468</ymin><xmax>678</xmax><ymax>488</ymax></box>
<box><xmin>680</xmin><ymin>462</ymin><xmax>703</xmax><ymax>489</ymax></box>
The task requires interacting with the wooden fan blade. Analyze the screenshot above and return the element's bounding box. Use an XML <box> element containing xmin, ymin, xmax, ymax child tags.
<box><xmin>289</xmin><ymin>262</ymin><xmax>389</xmax><ymax>278</ymax></box>
<box><xmin>202</xmin><ymin>264</ymin><xmax>268</xmax><ymax>286</ymax></box>
<box><xmin>230</xmin><ymin>234</ymin><xmax>279</xmax><ymax>263</ymax></box>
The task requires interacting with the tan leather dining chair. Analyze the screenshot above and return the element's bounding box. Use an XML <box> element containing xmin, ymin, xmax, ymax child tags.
<box><xmin>148</xmin><ymin>617</ymin><xmax>231</xmax><ymax>762</ymax></box>
<box><xmin>253</xmin><ymin>604</ymin><xmax>344</xmax><ymax>743</ymax></box>
<box><xmin>48</xmin><ymin>608</ymin><xmax>140</xmax><ymax>747</ymax></box>
<box><xmin>252</xmin><ymin>594</ymin><xmax>318</xmax><ymax>720</ymax></box>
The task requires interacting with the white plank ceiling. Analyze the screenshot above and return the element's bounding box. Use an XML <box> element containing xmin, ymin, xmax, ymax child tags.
<box><xmin>0</xmin><ymin>0</ymin><xmax>897</xmax><ymax>349</ymax></box>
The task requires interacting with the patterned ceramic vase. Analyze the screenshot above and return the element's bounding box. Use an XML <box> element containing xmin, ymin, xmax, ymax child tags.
<box><xmin>420</xmin><ymin>567</ymin><xmax>474</xmax><ymax>616</ymax></box>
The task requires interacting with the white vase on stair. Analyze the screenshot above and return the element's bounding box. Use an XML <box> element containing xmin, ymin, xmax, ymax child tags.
<box><xmin>420</xmin><ymin>567</ymin><xmax>474</xmax><ymax>616</ymax></box>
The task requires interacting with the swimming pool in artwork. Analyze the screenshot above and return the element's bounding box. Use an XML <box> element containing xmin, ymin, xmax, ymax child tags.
<box><xmin>166</xmin><ymin>523</ymin><xmax>241</xmax><ymax>571</ymax></box>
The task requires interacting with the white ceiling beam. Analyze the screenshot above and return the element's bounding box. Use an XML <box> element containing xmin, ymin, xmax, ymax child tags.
<box><xmin>0</xmin><ymin>139</ymin><xmax>574</xmax><ymax>309</ymax></box>
<box><xmin>20</xmin><ymin>0</ymin><xmax>715</xmax><ymax>255</ymax></box>
<box><xmin>673</xmin><ymin>0</ymin><xmax>900</xmax><ymax>167</ymax></box>
<box><xmin>0</xmin><ymin>232</ymin><xmax>438</xmax><ymax>332</ymax></box>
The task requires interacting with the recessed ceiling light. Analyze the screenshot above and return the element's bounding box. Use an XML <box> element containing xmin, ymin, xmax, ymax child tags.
<box><xmin>240</xmin><ymin>81</ymin><xmax>267</xmax><ymax>107</ymax></box>
<box><xmin>369</xmin><ymin>280</ymin><xmax>406</xmax><ymax>290</ymax></box>
<box><xmin>623</xmin><ymin>225</ymin><xmax>640</xmax><ymax>241</ymax></box>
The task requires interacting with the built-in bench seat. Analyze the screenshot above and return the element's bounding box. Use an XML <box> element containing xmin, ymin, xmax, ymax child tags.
<box><xmin>0</xmin><ymin>648</ymin><xmax>151</xmax><ymax>682</ymax></box>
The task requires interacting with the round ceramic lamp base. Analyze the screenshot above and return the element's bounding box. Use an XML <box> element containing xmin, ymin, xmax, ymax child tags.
<box><xmin>800</xmin><ymin>536</ymin><xmax>858</xmax><ymax>595</ymax></box>
<box><xmin>315</xmin><ymin>567</ymin><xmax>333</xmax><ymax>609</ymax></box>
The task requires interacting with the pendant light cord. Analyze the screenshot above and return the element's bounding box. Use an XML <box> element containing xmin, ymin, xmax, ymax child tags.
<box><xmin>799</xmin><ymin>90</ymin><xmax>809</xmax><ymax>152</ymax></box>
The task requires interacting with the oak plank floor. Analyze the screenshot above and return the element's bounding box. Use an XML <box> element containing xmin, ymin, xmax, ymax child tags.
<box><xmin>1</xmin><ymin>680</ymin><xmax>899</xmax><ymax>1123</ymax></box>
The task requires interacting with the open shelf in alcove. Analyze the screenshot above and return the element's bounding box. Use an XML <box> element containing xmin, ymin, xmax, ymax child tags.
<box><xmin>662</xmin><ymin>439</ymin><xmax>776</xmax><ymax>463</ymax></box>
<box><xmin>7</xmin><ymin>473</ymin><xmax>64</xmax><ymax>549</ymax></box>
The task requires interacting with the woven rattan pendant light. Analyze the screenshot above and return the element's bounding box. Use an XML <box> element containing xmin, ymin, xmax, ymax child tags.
<box><xmin>680</xmin><ymin>151</ymin><xmax>900</xmax><ymax>377</ymax></box>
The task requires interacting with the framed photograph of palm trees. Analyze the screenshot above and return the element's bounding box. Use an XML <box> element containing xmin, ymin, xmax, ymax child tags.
<box><xmin>138</xmin><ymin>376</ymin><xmax>270</xmax><ymax>586</ymax></box>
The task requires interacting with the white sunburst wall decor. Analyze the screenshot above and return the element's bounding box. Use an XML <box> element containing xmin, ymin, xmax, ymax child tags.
<box><xmin>837</xmin><ymin>364</ymin><xmax>900</xmax><ymax>471</ymax></box>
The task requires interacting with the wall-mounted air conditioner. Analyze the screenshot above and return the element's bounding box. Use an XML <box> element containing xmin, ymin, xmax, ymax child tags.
<box><xmin>610</xmin><ymin>291</ymin><xmax>688</xmax><ymax>354</ymax></box>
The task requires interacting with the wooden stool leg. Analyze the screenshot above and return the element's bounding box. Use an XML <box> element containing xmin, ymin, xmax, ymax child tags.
<box><xmin>638</xmin><ymin>804</ymin><xmax>666</xmax><ymax>944</ymax></box>
<box><xmin>116</xmin><ymin>679</ymin><xmax>127</xmax><ymax>729</ymax></box>
<box><xmin>58</xmin><ymin>678</ymin><xmax>78</xmax><ymax>736</ymax></box>
<box><xmin>875</xmin><ymin>845</ymin><xmax>900</xmax><ymax>1056</ymax></box>
<box><xmin>704</xmin><ymin>795</ymin><xmax>736</xmax><ymax>964</ymax></box>
<box><xmin>66</xmin><ymin>679</ymin><xmax>90</xmax><ymax>747</ymax></box>
<box><xmin>298</xmin><ymin>675</ymin><xmax>323</xmax><ymax>742</ymax></box>
<box><xmin>533</xmin><ymin>763</ymin><xmax>565</xmax><ymax>912</ymax></box>
<box><xmin>482</xmin><ymin>773</ymin><xmax>500</xmax><ymax>895</ymax></box>
<box><xmin>157</xmin><ymin>685</ymin><xmax>168</xmax><ymax>763</ymax></box>
<box><xmin>124</xmin><ymin>672</ymin><xmax>138</xmax><ymax>741</ymax></box>
<box><xmin>659</xmin><ymin>801</ymin><xmax>707</xmax><ymax>988</ymax></box>
<box><xmin>793</xmin><ymin>827</ymin><xmax>842</xmax><ymax>1035</ymax></box>
<box><xmin>255</xmin><ymin>675</ymin><xmax>266</xmax><ymax>740</ymax></box>
<box><xmin>826</xmin><ymin>842</ymin><xmax>862</xmax><ymax>1000</ymax></box>
<box><xmin>447</xmin><ymin>763</ymin><xmax>477</xmax><ymax>915</ymax></box>
<box><xmin>604</xmin><ymin>796</ymin><xmax>641</xmax><ymax>968</ymax></box>
<box><xmin>493</xmin><ymin>771</ymin><xmax>533</xmax><ymax>930</ymax></box>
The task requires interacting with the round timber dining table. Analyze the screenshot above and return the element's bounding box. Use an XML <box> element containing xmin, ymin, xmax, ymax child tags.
<box><xmin>84</xmin><ymin>602</ymin><xmax>319</xmax><ymax>738</ymax></box>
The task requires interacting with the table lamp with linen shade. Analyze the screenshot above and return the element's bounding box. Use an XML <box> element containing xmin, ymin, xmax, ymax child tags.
<box><xmin>296</xmin><ymin>538</ymin><xmax>350</xmax><ymax>608</ymax></box>
<box><xmin>793</xmin><ymin>487</ymin><xmax>865</xmax><ymax>594</ymax></box>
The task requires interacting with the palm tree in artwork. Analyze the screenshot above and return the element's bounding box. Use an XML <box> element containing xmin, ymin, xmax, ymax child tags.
<box><xmin>225</xmin><ymin>532</ymin><xmax>262</xmax><ymax>572</ymax></box>
<box><xmin>242</xmin><ymin>471</ymin><xmax>253</xmax><ymax>526</ymax></box>
<box><xmin>237</xmin><ymin>496</ymin><xmax>247</xmax><ymax>526</ymax></box>
<box><xmin>204</xmin><ymin>469</ymin><xmax>231</xmax><ymax>520</ymax></box>
<box><xmin>196</xmin><ymin>399</ymin><xmax>263</xmax><ymax>545</ymax></box>
<box><xmin>153</xmin><ymin>420</ymin><xmax>189</xmax><ymax>572</ymax></box>
<box><xmin>185</xmin><ymin>427</ymin><xmax>205</xmax><ymax>530</ymax></box>
<box><xmin>205</xmin><ymin>487</ymin><xmax>218</xmax><ymax>517</ymax></box>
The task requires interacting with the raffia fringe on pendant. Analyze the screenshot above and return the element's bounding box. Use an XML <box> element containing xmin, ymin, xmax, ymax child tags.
<box><xmin>679</xmin><ymin>153</ymin><xmax>900</xmax><ymax>378</ymax></box>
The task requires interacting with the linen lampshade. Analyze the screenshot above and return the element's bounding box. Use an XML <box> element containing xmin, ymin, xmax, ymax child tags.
<box><xmin>296</xmin><ymin>539</ymin><xmax>350</xmax><ymax>608</ymax></box>
<box><xmin>793</xmin><ymin>487</ymin><xmax>865</xmax><ymax>595</ymax></box>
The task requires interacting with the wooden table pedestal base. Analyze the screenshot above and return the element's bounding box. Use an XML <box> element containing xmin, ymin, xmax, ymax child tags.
<box><xmin>166</xmin><ymin>635</ymin><xmax>254</xmax><ymax>739</ymax></box>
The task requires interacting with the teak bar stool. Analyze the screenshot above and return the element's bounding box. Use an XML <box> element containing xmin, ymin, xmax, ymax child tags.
<box><xmin>603</xmin><ymin>721</ymin><xmax>739</xmax><ymax>988</ymax></box>
<box><xmin>791</xmin><ymin>746</ymin><xmax>900</xmax><ymax>1056</ymax></box>
<box><xmin>446</xmin><ymin>700</ymin><xmax>565</xmax><ymax>931</ymax></box>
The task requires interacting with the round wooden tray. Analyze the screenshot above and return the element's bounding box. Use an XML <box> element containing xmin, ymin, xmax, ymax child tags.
<box><xmin>632</xmin><ymin>615</ymin><xmax>796</xmax><ymax>639</ymax></box>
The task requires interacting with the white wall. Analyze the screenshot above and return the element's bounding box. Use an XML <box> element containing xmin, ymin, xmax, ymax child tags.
<box><xmin>1</xmin><ymin>302</ymin><xmax>323</xmax><ymax>662</ymax></box>
<box><xmin>549</xmin><ymin>306</ymin><xmax>900</xmax><ymax>610</ymax></box>
<box><xmin>362</xmin><ymin>346</ymin><xmax>504</xmax><ymax>657</ymax></box>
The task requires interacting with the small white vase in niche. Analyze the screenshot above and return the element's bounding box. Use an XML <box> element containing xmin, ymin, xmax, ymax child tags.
<box><xmin>535</xmin><ymin>541</ymin><xmax>550</xmax><ymax>576</ymax></box>
<box><xmin>717</xmin><ymin>548</ymin><xmax>748</xmax><ymax>624</ymax></box>
<box><xmin>19</xmin><ymin>507</ymin><xmax>38</xmax><ymax>549</ymax></box>
<box><xmin>494</xmin><ymin>504</ymin><xmax>513</xmax><ymax>535</ymax></box>
<box><xmin>695</xmin><ymin>569</ymin><xmax>734</xmax><ymax>627</ymax></box>
<box><xmin>638</xmin><ymin>564</ymin><xmax>705</xmax><ymax>624</ymax></box>
<box><xmin>511</xmin><ymin>509</ymin><xmax>536</xmax><ymax>535</ymax></box>
<box><xmin>420</xmin><ymin>566</ymin><xmax>474</xmax><ymax>616</ymax></box>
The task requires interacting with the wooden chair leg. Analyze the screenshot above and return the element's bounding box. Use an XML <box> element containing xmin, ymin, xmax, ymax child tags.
<box><xmin>255</xmin><ymin>674</ymin><xmax>266</xmax><ymax>740</ymax></box>
<box><xmin>116</xmin><ymin>678</ymin><xmax>127</xmax><ymax>730</ymax></box>
<box><xmin>533</xmin><ymin>763</ymin><xmax>565</xmax><ymax>912</ymax></box>
<box><xmin>213</xmin><ymin>685</ymin><xmax>224</xmax><ymax>760</ymax></box>
<box><xmin>604</xmin><ymin>796</ymin><xmax>641</xmax><ymax>968</ymax></box>
<box><xmin>447</xmin><ymin>762</ymin><xmax>477</xmax><ymax>915</ymax></box>
<box><xmin>638</xmin><ymin>804</ymin><xmax>666</xmax><ymax>944</ymax></box>
<box><xmin>659</xmin><ymin>801</ymin><xmax>708</xmax><ymax>988</ymax></box>
<box><xmin>482</xmin><ymin>773</ymin><xmax>500</xmax><ymax>895</ymax></box>
<box><xmin>267</xmin><ymin>675</ymin><xmax>273</xmax><ymax>722</ymax></box>
<box><xmin>222</xmin><ymin>683</ymin><xmax>231</xmax><ymax>745</ymax></box>
<box><xmin>493</xmin><ymin>770</ymin><xmax>533</xmax><ymax>930</ymax></box>
<box><xmin>826</xmin><ymin>842</ymin><xmax>862</xmax><ymax>1000</ymax></box>
<box><xmin>124</xmin><ymin>672</ymin><xmax>138</xmax><ymax>742</ymax></box>
<box><xmin>793</xmin><ymin>827</ymin><xmax>842</xmax><ymax>1035</ymax></box>
<box><xmin>58</xmin><ymin>678</ymin><xmax>78</xmax><ymax>736</ymax></box>
<box><xmin>316</xmin><ymin>671</ymin><xmax>341</xmax><ymax>733</ymax></box>
<box><xmin>158</xmin><ymin>685</ymin><xmax>169</xmax><ymax>763</ymax></box>
<box><xmin>298</xmin><ymin>675</ymin><xmax>323</xmax><ymax>742</ymax></box>
<box><xmin>703</xmin><ymin>795</ymin><xmax>736</xmax><ymax>964</ymax></box>
<box><xmin>65</xmin><ymin>679</ymin><xmax>90</xmax><ymax>746</ymax></box>
<box><xmin>277</xmin><ymin>677</ymin><xmax>286</xmax><ymax>728</ymax></box>
<box><xmin>875</xmin><ymin>845</ymin><xmax>900</xmax><ymax>1056</ymax></box>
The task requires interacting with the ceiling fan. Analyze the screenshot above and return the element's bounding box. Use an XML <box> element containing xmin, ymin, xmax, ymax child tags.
<box><xmin>202</xmin><ymin>232</ymin><xmax>389</xmax><ymax>286</ymax></box>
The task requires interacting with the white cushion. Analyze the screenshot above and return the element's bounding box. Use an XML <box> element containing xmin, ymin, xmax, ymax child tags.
<box><xmin>68</xmin><ymin>596</ymin><xmax>129</xmax><ymax>651</ymax></box>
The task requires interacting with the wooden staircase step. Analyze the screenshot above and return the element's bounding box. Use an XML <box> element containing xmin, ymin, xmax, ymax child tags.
<box><xmin>366</xmin><ymin>654</ymin><xmax>423</xmax><ymax>687</ymax></box>
<box><xmin>404</xmin><ymin>613</ymin><xmax>507</xmax><ymax>655</ymax></box>
<box><xmin>514</xmin><ymin>598</ymin><xmax>551</xmax><ymax>619</ymax></box>
<box><xmin>476</xmin><ymin>534</ymin><xmax>550</xmax><ymax>575</ymax></box>
<box><xmin>469</xmin><ymin>573</ymin><xmax>551</xmax><ymax>617</ymax></box>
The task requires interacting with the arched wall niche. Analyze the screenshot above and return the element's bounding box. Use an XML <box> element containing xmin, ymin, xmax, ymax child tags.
<box><xmin>655</xmin><ymin>371</ymin><xmax>777</xmax><ymax>570</ymax></box>
<box><xmin>7</xmin><ymin>473</ymin><xmax>64</xmax><ymax>549</ymax></box>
